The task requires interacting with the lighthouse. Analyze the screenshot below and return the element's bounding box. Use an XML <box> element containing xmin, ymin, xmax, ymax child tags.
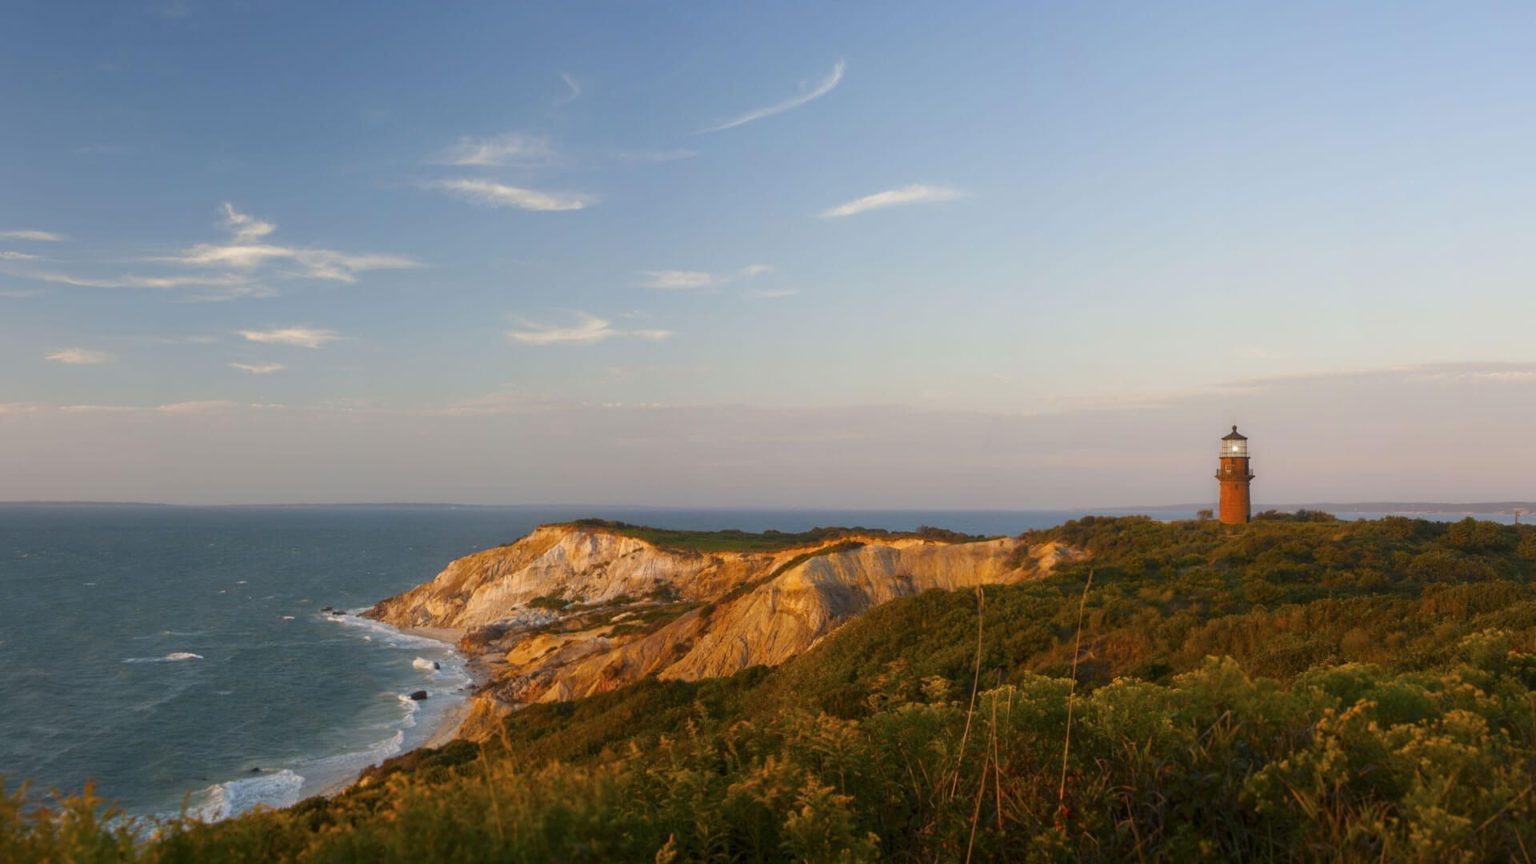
<box><xmin>1216</xmin><ymin>426</ymin><xmax>1254</xmax><ymax>525</ymax></box>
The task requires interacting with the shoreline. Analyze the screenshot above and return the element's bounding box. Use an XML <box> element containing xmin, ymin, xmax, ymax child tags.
<box><xmin>402</xmin><ymin>624</ymin><xmax>481</xmax><ymax>752</ymax></box>
<box><xmin>161</xmin><ymin>615</ymin><xmax>485</xmax><ymax>823</ymax></box>
<box><xmin>310</xmin><ymin>620</ymin><xmax>484</xmax><ymax>801</ymax></box>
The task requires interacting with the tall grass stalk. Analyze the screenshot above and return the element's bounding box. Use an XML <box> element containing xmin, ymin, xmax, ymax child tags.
<box><xmin>1057</xmin><ymin>570</ymin><xmax>1094</xmax><ymax>810</ymax></box>
<box><xmin>949</xmin><ymin>586</ymin><xmax>986</xmax><ymax>800</ymax></box>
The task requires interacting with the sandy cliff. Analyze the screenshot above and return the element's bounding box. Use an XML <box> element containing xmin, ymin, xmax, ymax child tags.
<box><xmin>367</xmin><ymin>523</ymin><xmax>1080</xmax><ymax>739</ymax></box>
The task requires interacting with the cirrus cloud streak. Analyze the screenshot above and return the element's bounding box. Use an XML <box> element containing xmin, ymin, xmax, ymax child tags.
<box><xmin>507</xmin><ymin>312</ymin><xmax>671</xmax><ymax>346</ymax></box>
<box><xmin>229</xmin><ymin>361</ymin><xmax>286</xmax><ymax>374</ymax></box>
<box><xmin>237</xmin><ymin>327</ymin><xmax>340</xmax><ymax>349</ymax></box>
<box><xmin>426</xmin><ymin>178</ymin><xmax>591</xmax><ymax>212</ymax></box>
<box><xmin>698</xmin><ymin>60</ymin><xmax>845</xmax><ymax>133</ymax></box>
<box><xmin>820</xmin><ymin>184</ymin><xmax>964</xmax><ymax>218</ymax></box>
<box><xmin>46</xmin><ymin>348</ymin><xmax>114</xmax><ymax>365</ymax></box>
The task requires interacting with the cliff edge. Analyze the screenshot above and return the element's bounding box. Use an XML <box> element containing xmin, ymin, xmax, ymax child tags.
<box><xmin>367</xmin><ymin>522</ymin><xmax>1080</xmax><ymax>738</ymax></box>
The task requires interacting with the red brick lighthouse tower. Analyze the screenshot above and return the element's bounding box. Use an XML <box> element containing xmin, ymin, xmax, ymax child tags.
<box><xmin>1216</xmin><ymin>426</ymin><xmax>1254</xmax><ymax>525</ymax></box>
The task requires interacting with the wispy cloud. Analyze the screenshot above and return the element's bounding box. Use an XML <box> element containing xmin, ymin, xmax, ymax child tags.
<box><xmin>697</xmin><ymin>59</ymin><xmax>845</xmax><ymax>133</ymax></box>
<box><xmin>22</xmin><ymin>270</ymin><xmax>254</xmax><ymax>290</ymax></box>
<box><xmin>745</xmin><ymin>287</ymin><xmax>800</xmax><ymax>300</ymax></box>
<box><xmin>432</xmin><ymin>133</ymin><xmax>556</xmax><ymax>168</ymax></box>
<box><xmin>557</xmin><ymin>72</ymin><xmax>581</xmax><ymax>104</ymax></box>
<box><xmin>6</xmin><ymin>205</ymin><xmax>415</xmax><ymax>297</ymax></box>
<box><xmin>426</xmin><ymin>178</ymin><xmax>591</xmax><ymax>212</ymax></box>
<box><xmin>819</xmin><ymin>184</ymin><xmax>964</xmax><ymax>218</ymax></box>
<box><xmin>157</xmin><ymin>203</ymin><xmax>418</xmax><ymax>282</ymax></box>
<box><xmin>640</xmin><ymin>270</ymin><xmax>715</xmax><ymax>290</ymax></box>
<box><xmin>157</xmin><ymin>400</ymin><xmax>239</xmax><ymax>414</ymax></box>
<box><xmin>0</xmin><ymin>251</ymin><xmax>39</xmax><ymax>261</ymax></box>
<box><xmin>229</xmin><ymin>361</ymin><xmax>286</xmax><ymax>374</ymax></box>
<box><xmin>237</xmin><ymin>327</ymin><xmax>340</xmax><ymax>349</ymax></box>
<box><xmin>0</xmin><ymin>289</ymin><xmax>42</xmax><ymax>299</ymax></box>
<box><xmin>57</xmin><ymin>404</ymin><xmax>138</xmax><ymax>414</ymax></box>
<box><xmin>46</xmin><ymin>348</ymin><xmax>114</xmax><ymax>365</ymax></box>
<box><xmin>0</xmin><ymin>230</ymin><xmax>64</xmax><ymax>242</ymax></box>
<box><xmin>507</xmin><ymin>312</ymin><xmax>672</xmax><ymax>346</ymax></box>
<box><xmin>220</xmin><ymin>201</ymin><xmax>275</xmax><ymax>242</ymax></box>
<box><xmin>640</xmin><ymin>264</ymin><xmax>772</xmax><ymax>291</ymax></box>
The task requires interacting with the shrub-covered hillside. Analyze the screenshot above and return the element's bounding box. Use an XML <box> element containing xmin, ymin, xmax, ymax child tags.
<box><xmin>563</xmin><ymin>519</ymin><xmax>986</xmax><ymax>552</ymax></box>
<box><xmin>6</xmin><ymin>515</ymin><xmax>1536</xmax><ymax>862</ymax></box>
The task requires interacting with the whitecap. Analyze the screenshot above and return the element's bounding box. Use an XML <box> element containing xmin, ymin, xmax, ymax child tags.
<box><xmin>123</xmin><ymin>652</ymin><xmax>204</xmax><ymax>664</ymax></box>
<box><xmin>185</xmin><ymin>769</ymin><xmax>305</xmax><ymax>822</ymax></box>
<box><xmin>396</xmin><ymin>694</ymin><xmax>422</xmax><ymax>727</ymax></box>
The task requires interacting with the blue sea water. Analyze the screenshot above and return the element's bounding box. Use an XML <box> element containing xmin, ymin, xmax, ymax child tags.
<box><xmin>0</xmin><ymin>502</ymin><xmax>1510</xmax><ymax>821</ymax></box>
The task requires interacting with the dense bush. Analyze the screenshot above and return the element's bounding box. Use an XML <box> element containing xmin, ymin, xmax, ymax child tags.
<box><xmin>5</xmin><ymin>516</ymin><xmax>1536</xmax><ymax>861</ymax></box>
<box><xmin>564</xmin><ymin>520</ymin><xmax>979</xmax><ymax>553</ymax></box>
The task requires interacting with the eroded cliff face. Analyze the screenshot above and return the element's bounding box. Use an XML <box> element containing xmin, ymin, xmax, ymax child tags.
<box><xmin>367</xmin><ymin>524</ymin><xmax>1081</xmax><ymax>738</ymax></box>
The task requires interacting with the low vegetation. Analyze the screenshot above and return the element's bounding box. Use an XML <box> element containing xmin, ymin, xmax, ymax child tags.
<box><xmin>563</xmin><ymin>520</ymin><xmax>987</xmax><ymax>553</ymax></box>
<box><xmin>6</xmin><ymin>515</ymin><xmax>1536</xmax><ymax>861</ymax></box>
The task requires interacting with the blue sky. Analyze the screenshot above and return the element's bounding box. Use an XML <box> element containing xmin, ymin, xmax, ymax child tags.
<box><xmin>4</xmin><ymin>1</ymin><xmax>1536</xmax><ymax>506</ymax></box>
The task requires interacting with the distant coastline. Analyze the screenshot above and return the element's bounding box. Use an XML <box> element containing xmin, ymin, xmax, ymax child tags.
<box><xmin>3</xmin><ymin>500</ymin><xmax>1534</xmax><ymax>515</ymax></box>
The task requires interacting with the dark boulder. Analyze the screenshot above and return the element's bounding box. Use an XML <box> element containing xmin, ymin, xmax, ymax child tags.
<box><xmin>409</xmin><ymin>690</ymin><xmax>428</xmax><ymax>701</ymax></box>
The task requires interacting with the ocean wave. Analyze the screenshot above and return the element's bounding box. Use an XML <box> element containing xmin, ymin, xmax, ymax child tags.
<box><xmin>396</xmin><ymin>693</ymin><xmax>421</xmax><ymax>727</ymax></box>
<box><xmin>322</xmin><ymin>610</ymin><xmax>451</xmax><ymax>651</ymax></box>
<box><xmin>186</xmin><ymin>769</ymin><xmax>305</xmax><ymax>822</ymax></box>
<box><xmin>123</xmin><ymin>652</ymin><xmax>204</xmax><ymax>664</ymax></box>
<box><xmin>294</xmin><ymin>730</ymin><xmax>406</xmax><ymax>787</ymax></box>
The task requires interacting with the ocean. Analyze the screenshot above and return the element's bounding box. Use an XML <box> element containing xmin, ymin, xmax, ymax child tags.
<box><xmin>0</xmin><ymin>502</ymin><xmax>1511</xmax><ymax>821</ymax></box>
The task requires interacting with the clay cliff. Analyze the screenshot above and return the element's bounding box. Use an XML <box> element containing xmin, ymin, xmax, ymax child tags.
<box><xmin>367</xmin><ymin>523</ymin><xmax>1081</xmax><ymax>738</ymax></box>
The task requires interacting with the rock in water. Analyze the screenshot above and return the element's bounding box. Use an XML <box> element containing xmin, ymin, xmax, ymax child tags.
<box><xmin>409</xmin><ymin>690</ymin><xmax>428</xmax><ymax>701</ymax></box>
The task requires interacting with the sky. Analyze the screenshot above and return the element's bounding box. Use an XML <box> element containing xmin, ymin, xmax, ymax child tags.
<box><xmin>3</xmin><ymin>1</ymin><xmax>1536</xmax><ymax>507</ymax></box>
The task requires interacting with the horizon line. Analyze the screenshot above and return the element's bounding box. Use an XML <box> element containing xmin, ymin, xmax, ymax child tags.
<box><xmin>1</xmin><ymin>500</ymin><xmax>1532</xmax><ymax>513</ymax></box>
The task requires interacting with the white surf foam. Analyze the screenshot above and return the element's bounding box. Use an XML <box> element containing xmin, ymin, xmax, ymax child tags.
<box><xmin>291</xmin><ymin>730</ymin><xmax>406</xmax><ymax>795</ymax></box>
<box><xmin>123</xmin><ymin>652</ymin><xmax>203</xmax><ymax>664</ymax></box>
<box><xmin>186</xmin><ymin>769</ymin><xmax>305</xmax><ymax>822</ymax></box>
<box><xmin>396</xmin><ymin>693</ymin><xmax>422</xmax><ymax>727</ymax></box>
<box><xmin>322</xmin><ymin>610</ymin><xmax>452</xmax><ymax>651</ymax></box>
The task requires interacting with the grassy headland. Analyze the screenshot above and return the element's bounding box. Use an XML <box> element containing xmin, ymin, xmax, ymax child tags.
<box><xmin>5</xmin><ymin>514</ymin><xmax>1536</xmax><ymax>861</ymax></box>
<box><xmin>562</xmin><ymin>519</ymin><xmax>987</xmax><ymax>553</ymax></box>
